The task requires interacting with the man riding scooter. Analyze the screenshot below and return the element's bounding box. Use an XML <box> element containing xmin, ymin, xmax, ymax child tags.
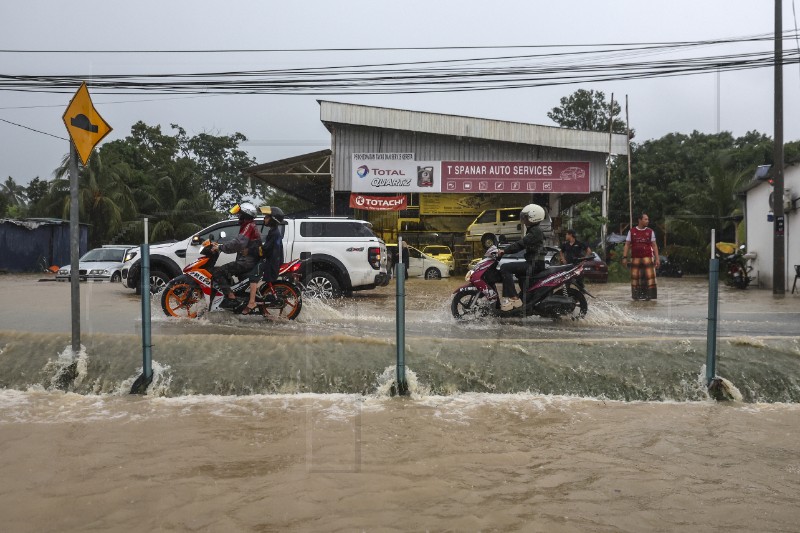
<box><xmin>496</xmin><ymin>203</ymin><xmax>546</xmax><ymax>312</ymax></box>
<box><xmin>212</xmin><ymin>201</ymin><xmax>262</xmax><ymax>309</ymax></box>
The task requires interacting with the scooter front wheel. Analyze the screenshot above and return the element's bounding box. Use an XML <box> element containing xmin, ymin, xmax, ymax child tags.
<box><xmin>451</xmin><ymin>287</ymin><xmax>493</xmax><ymax>320</ymax></box>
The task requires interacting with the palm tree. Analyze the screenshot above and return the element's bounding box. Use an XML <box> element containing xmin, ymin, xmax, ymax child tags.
<box><xmin>665</xmin><ymin>163</ymin><xmax>750</xmax><ymax>271</ymax></box>
<box><xmin>53</xmin><ymin>152</ymin><xmax>138</xmax><ymax>247</ymax></box>
<box><xmin>0</xmin><ymin>177</ymin><xmax>28</xmax><ymax>208</ymax></box>
<box><xmin>148</xmin><ymin>159</ymin><xmax>218</xmax><ymax>242</ymax></box>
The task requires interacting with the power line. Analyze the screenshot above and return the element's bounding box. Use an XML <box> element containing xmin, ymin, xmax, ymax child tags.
<box><xmin>0</xmin><ymin>30</ymin><xmax>792</xmax><ymax>54</ymax></box>
<box><xmin>0</xmin><ymin>118</ymin><xmax>68</xmax><ymax>140</ymax></box>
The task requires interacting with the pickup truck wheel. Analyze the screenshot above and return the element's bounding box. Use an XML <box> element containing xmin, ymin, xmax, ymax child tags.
<box><xmin>304</xmin><ymin>271</ymin><xmax>342</xmax><ymax>299</ymax></box>
<box><xmin>136</xmin><ymin>269</ymin><xmax>170</xmax><ymax>295</ymax></box>
<box><xmin>424</xmin><ymin>267</ymin><xmax>442</xmax><ymax>280</ymax></box>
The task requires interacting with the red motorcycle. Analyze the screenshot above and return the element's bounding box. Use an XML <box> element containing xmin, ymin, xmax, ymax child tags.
<box><xmin>161</xmin><ymin>240</ymin><xmax>304</xmax><ymax>320</ymax></box>
<box><xmin>451</xmin><ymin>247</ymin><xmax>592</xmax><ymax>320</ymax></box>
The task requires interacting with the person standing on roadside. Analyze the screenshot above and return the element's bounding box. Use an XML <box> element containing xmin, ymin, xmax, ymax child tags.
<box><xmin>559</xmin><ymin>229</ymin><xmax>591</xmax><ymax>289</ymax></box>
<box><xmin>621</xmin><ymin>213</ymin><xmax>661</xmax><ymax>300</ymax></box>
<box><xmin>400</xmin><ymin>241</ymin><xmax>410</xmax><ymax>279</ymax></box>
<box><xmin>559</xmin><ymin>229</ymin><xmax>592</xmax><ymax>264</ymax></box>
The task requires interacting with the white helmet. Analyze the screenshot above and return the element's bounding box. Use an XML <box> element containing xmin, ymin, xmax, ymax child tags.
<box><xmin>230</xmin><ymin>202</ymin><xmax>257</xmax><ymax>219</ymax></box>
<box><xmin>520</xmin><ymin>203</ymin><xmax>545</xmax><ymax>224</ymax></box>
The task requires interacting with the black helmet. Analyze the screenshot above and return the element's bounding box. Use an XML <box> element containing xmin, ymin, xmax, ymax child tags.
<box><xmin>259</xmin><ymin>205</ymin><xmax>286</xmax><ymax>225</ymax></box>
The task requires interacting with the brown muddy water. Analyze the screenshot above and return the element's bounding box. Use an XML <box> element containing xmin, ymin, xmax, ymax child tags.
<box><xmin>1</xmin><ymin>273</ymin><xmax>799</xmax><ymax>531</ymax></box>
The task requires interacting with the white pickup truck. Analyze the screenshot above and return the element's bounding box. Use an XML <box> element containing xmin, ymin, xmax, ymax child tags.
<box><xmin>122</xmin><ymin>217</ymin><xmax>390</xmax><ymax>298</ymax></box>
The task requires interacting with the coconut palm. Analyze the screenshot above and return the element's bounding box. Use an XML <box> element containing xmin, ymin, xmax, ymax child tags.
<box><xmin>664</xmin><ymin>163</ymin><xmax>750</xmax><ymax>271</ymax></box>
<box><xmin>148</xmin><ymin>159</ymin><xmax>218</xmax><ymax>242</ymax></box>
<box><xmin>52</xmin><ymin>152</ymin><xmax>138</xmax><ymax>247</ymax></box>
<box><xmin>0</xmin><ymin>177</ymin><xmax>28</xmax><ymax>207</ymax></box>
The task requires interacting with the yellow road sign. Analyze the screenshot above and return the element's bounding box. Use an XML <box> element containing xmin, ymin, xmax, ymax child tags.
<box><xmin>62</xmin><ymin>82</ymin><xmax>112</xmax><ymax>165</ymax></box>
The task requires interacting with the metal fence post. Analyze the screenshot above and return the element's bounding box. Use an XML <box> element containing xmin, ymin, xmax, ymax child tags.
<box><xmin>706</xmin><ymin>229</ymin><xmax>720</xmax><ymax>387</ymax></box>
<box><xmin>393</xmin><ymin>237</ymin><xmax>408</xmax><ymax>396</ymax></box>
<box><xmin>131</xmin><ymin>218</ymin><xmax>153</xmax><ymax>394</ymax></box>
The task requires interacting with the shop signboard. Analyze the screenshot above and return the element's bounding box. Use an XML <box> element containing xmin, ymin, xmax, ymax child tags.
<box><xmin>351</xmin><ymin>154</ymin><xmax>590</xmax><ymax>194</ymax></box>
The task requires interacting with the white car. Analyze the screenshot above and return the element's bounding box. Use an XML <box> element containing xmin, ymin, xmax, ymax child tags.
<box><xmin>465</xmin><ymin>206</ymin><xmax>556</xmax><ymax>248</ymax></box>
<box><xmin>56</xmin><ymin>245</ymin><xmax>131</xmax><ymax>282</ymax></box>
<box><xmin>388</xmin><ymin>244</ymin><xmax>451</xmax><ymax>279</ymax></box>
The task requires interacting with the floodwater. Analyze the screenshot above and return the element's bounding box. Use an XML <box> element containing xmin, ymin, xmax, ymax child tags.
<box><xmin>1</xmin><ymin>273</ymin><xmax>800</xmax><ymax>531</ymax></box>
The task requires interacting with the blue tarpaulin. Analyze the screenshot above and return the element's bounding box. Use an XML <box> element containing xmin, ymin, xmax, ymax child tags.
<box><xmin>0</xmin><ymin>218</ymin><xmax>88</xmax><ymax>272</ymax></box>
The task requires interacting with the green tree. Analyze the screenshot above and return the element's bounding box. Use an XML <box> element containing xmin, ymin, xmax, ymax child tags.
<box><xmin>25</xmin><ymin>177</ymin><xmax>49</xmax><ymax>207</ymax></box>
<box><xmin>547</xmin><ymin>89</ymin><xmax>627</xmax><ymax>134</ymax></box>
<box><xmin>52</xmin><ymin>152</ymin><xmax>138</xmax><ymax>248</ymax></box>
<box><xmin>0</xmin><ymin>177</ymin><xmax>27</xmax><ymax>209</ymax></box>
<box><xmin>569</xmin><ymin>197</ymin><xmax>606</xmax><ymax>246</ymax></box>
<box><xmin>174</xmin><ymin>125</ymin><xmax>256</xmax><ymax>210</ymax></box>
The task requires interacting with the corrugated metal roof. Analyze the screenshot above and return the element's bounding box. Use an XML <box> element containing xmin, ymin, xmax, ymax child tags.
<box><xmin>319</xmin><ymin>100</ymin><xmax>628</xmax><ymax>155</ymax></box>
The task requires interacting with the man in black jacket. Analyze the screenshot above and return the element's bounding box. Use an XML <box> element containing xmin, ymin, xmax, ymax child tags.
<box><xmin>497</xmin><ymin>204</ymin><xmax>546</xmax><ymax>312</ymax></box>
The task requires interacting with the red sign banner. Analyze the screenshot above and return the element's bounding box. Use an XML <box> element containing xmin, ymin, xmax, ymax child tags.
<box><xmin>349</xmin><ymin>193</ymin><xmax>407</xmax><ymax>211</ymax></box>
<box><xmin>440</xmin><ymin>161</ymin><xmax>590</xmax><ymax>194</ymax></box>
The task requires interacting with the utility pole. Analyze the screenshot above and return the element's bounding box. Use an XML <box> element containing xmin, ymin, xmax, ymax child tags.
<box><xmin>602</xmin><ymin>93</ymin><xmax>614</xmax><ymax>260</ymax></box>
<box><xmin>774</xmin><ymin>0</ymin><xmax>786</xmax><ymax>295</ymax></box>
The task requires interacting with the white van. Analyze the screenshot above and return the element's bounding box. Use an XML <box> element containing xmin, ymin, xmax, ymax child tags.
<box><xmin>465</xmin><ymin>207</ymin><xmax>554</xmax><ymax>248</ymax></box>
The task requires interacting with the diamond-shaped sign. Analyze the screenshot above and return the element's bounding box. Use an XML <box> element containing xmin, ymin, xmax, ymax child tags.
<box><xmin>62</xmin><ymin>82</ymin><xmax>112</xmax><ymax>165</ymax></box>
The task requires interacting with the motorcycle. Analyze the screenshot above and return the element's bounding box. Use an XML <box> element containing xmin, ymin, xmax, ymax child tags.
<box><xmin>656</xmin><ymin>255</ymin><xmax>683</xmax><ymax>278</ymax></box>
<box><xmin>160</xmin><ymin>240</ymin><xmax>304</xmax><ymax>319</ymax></box>
<box><xmin>451</xmin><ymin>246</ymin><xmax>593</xmax><ymax>320</ymax></box>
<box><xmin>715</xmin><ymin>242</ymin><xmax>756</xmax><ymax>289</ymax></box>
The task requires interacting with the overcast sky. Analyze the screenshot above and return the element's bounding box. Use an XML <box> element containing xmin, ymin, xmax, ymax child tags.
<box><xmin>2</xmin><ymin>0</ymin><xmax>799</xmax><ymax>186</ymax></box>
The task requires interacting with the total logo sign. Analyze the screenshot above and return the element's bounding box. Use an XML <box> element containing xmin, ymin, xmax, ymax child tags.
<box><xmin>356</xmin><ymin>165</ymin><xmax>408</xmax><ymax>178</ymax></box>
<box><xmin>351</xmin><ymin>154</ymin><xmax>441</xmax><ymax>192</ymax></box>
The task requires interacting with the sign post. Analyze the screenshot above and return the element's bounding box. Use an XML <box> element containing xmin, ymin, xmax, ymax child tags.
<box><xmin>62</xmin><ymin>82</ymin><xmax>112</xmax><ymax>353</ymax></box>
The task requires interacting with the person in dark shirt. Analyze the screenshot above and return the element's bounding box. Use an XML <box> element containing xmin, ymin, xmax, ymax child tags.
<box><xmin>243</xmin><ymin>206</ymin><xmax>286</xmax><ymax>314</ymax></box>
<box><xmin>559</xmin><ymin>229</ymin><xmax>591</xmax><ymax>289</ymax></box>
<box><xmin>496</xmin><ymin>204</ymin><xmax>546</xmax><ymax>312</ymax></box>
<box><xmin>212</xmin><ymin>202</ymin><xmax>261</xmax><ymax>308</ymax></box>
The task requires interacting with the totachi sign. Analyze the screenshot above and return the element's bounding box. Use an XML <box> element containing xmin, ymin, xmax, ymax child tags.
<box><xmin>349</xmin><ymin>193</ymin><xmax>407</xmax><ymax>211</ymax></box>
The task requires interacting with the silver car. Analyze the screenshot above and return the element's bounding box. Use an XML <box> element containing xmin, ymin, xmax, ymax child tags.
<box><xmin>56</xmin><ymin>246</ymin><xmax>131</xmax><ymax>282</ymax></box>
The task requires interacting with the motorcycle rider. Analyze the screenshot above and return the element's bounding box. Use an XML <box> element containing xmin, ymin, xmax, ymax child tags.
<box><xmin>212</xmin><ymin>202</ymin><xmax>261</xmax><ymax>309</ymax></box>
<box><xmin>243</xmin><ymin>206</ymin><xmax>286</xmax><ymax>314</ymax></box>
<box><xmin>497</xmin><ymin>203</ymin><xmax>546</xmax><ymax>312</ymax></box>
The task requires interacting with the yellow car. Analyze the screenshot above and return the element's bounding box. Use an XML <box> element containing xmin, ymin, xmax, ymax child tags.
<box><xmin>421</xmin><ymin>245</ymin><xmax>455</xmax><ymax>273</ymax></box>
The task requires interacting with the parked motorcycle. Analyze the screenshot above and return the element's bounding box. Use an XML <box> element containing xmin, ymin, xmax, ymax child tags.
<box><xmin>715</xmin><ymin>242</ymin><xmax>756</xmax><ymax>289</ymax></box>
<box><xmin>451</xmin><ymin>246</ymin><xmax>592</xmax><ymax>320</ymax></box>
<box><xmin>656</xmin><ymin>255</ymin><xmax>683</xmax><ymax>278</ymax></box>
<box><xmin>160</xmin><ymin>240</ymin><xmax>303</xmax><ymax>319</ymax></box>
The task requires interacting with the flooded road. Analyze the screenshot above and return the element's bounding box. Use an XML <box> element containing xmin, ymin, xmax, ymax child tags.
<box><xmin>8</xmin><ymin>273</ymin><xmax>800</xmax><ymax>340</ymax></box>
<box><xmin>1</xmin><ymin>273</ymin><xmax>800</xmax><ymax>531</ymax></box>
